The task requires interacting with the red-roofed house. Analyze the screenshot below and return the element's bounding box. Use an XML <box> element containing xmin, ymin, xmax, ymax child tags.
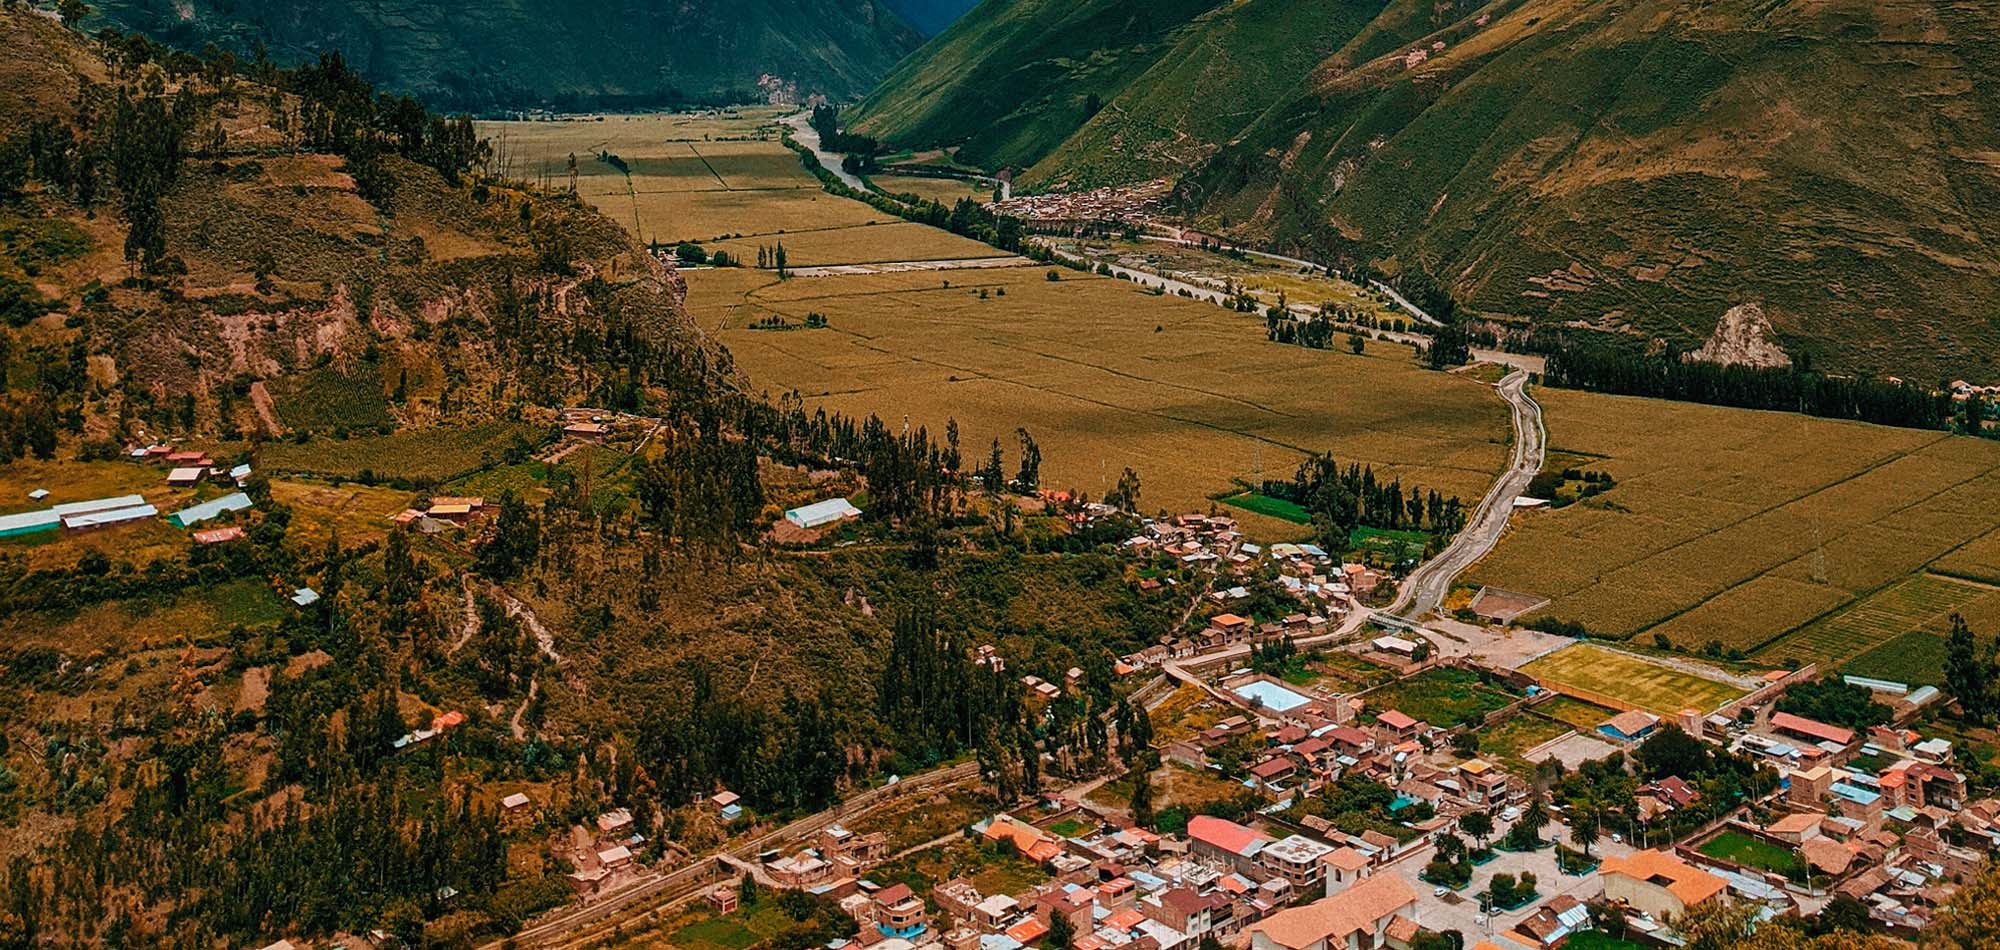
<box><xmin>1188</xmin><ymin>815</ymin><xmax>1272</xmax><ymax>872</ymax></box>
<box><xmin>1374</xmin><ymin>710</ymin><xmax>1422</xmax><ymax>740</ymax></box>
<box><xmin>1244</xmin><ymin>875</ymin><xmax>1417</xmax><ymax>950</ymax></box>
<box><xmin>1771</xmin><ymin>712</ymin><xmax>1856</xmax><ymax>748</ymax></box>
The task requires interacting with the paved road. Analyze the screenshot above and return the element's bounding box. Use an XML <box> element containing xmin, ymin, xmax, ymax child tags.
<box><xmin>781</xmin><ymin>111</ymin><xmax>866</xmax><ymax>191</ymax></box>
<box><xmin>1388</xmin><ymin>370</ymin><xmax>1545</xmax><ymax>619</ymax></box>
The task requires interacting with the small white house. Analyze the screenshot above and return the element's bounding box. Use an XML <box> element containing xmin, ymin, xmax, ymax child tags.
<box><xmin>785</xmin><ymin>497</ymin><xmax>862</xmax><ymax>529</ymax></box>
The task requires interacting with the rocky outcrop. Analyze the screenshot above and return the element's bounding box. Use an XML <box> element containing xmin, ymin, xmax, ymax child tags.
<box><xmin>1687</xmin><ymin>303</ymin><xmax>1792</xmax><ymax>369</ymax></box>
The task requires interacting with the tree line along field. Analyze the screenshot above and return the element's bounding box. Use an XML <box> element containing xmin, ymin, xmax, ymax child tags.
<box><xmin>1469</xmin><ymin>388</ymin><xmax>2000</xmax><ymax>682</ymax></box>
<box><xmin>692</xmin><ymin>264</ymin><xmax>1510</xmax><ymax>533</ymax></box>
<box><xmin>475</xmin><ymin>111</ymin><xmax>1008</xmax><ymax>259</ymax></box>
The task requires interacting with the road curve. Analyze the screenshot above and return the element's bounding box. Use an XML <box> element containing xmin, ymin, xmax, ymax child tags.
<box><xmin>1388</xmin><ymin>369</ymin><xmax>1544</xmax><ymax>619</ymax></box>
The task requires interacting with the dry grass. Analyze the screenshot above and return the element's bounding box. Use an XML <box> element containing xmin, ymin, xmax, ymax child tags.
<box><xmin>1469</xmin><ymin>390</ymin><xmax>2000</xmax><ymax>649</ymax></box>
<box><xmin>705</xmin><ymin>222</ymin><xmax>1009</xmax><ymax>267</ymax></box>
<box><xmin>874</xmin><ymin>175</ymin><xmax>995</xmax><ymax>204</ymax></box>
<box><xmin>700</xmin><ymin>265</ymin><xmax>1508</xmax><ymax>533</ymax></box>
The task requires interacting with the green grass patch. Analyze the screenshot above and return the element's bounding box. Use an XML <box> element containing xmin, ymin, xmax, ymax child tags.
<box><xmin>1363</xmin><ymin>667</ymin><xmax>1517</xmax><ymax>728</ymax></box>
<box><xmin>1221</xmin><ymin>492</ymin><xmax>1310</xmax><ymax>524</ymax></box>
<box><xmin>197</xmin><ymin>577</ymin><xmax>289</xmax><ymax>629</ymax></box>
<box><xmin>1046</xmin><ymin>818</ymin><xmax>1089</xmax><ymax>838</ymax></box>
<box><xmin>1563</xmin><ymin>933</ymin><xmax>1646</xmax><ymax>950</ymax></box>
<box><xmin>1697</xmin><ymin>829</ymin><xmax>1802</xmax><ymax>878</ymax></box>
<box><xmin>673</xmin><ymin>917</ymin><xmax>761</xmax><ymax>950</ymax></box>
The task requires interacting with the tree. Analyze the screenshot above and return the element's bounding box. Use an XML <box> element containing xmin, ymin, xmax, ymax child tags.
<box><xmin>1930</xmin><ymin>864</ymin><xmax>2000</xmax><ymax>950</ymax></box>
<box><xmin>1450</xmin><ymin>731</ymin><xmax>1479</xmax><ymax>754</ymax></box>
<box><xmin>1348</xmin><ymin>334</ymin><xmax>1365</xmax><ymax>355</ymax></box>
<box><xmin>1568</xmin><ymin>805</ymin><xmax>1600</xmax><ymax>857</ymax></box>
<box><xmin>1458</xmin><ymin>811</ymin><xmax>1493</xmax><ymax>848</ymax></box>
<box><xmin>1104</xmin><ymin>467</ymin><xmax>1142</xmax><ymax>513</ymax></box>
<box><xmin>1047</xmin><ymin>911</ymin><xmax>1075</xmax><ymax>950</ymax></box>
<box><xmin>1013</xmin><ymin>428</ymin><xmax>1041</xmax><ymax>493</ymax></box>
<box><xmin>1945</xmin><ymin>613</ymin><xmax>1990</xmax><ymax>724</ymax></box>
<box><xmin>1128</xmin><ymin>766</ymin><xmax>1154</xmax><ymax>828</ymax></box>
<box><xmin>739</xmin><ymin>874</ymin><xmax>761</xmax><ymax>907</ymax></box>
<box><xmin>57</xmin><ymin>0</ymin><xmax>89</xmax><ymax>25</ymax></box>
<box><xmin>1636</xmin><ymin>725</ymin><xmax>1709</xmax><ymax>779</ymax></box>
<box><xmin>774</xmin><ymin>241</ymin><xmax>789</xmax><ymax>279</ymax></box>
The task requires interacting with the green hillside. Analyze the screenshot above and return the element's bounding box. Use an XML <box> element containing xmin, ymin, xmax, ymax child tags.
<box><xmin>1181</xmin><ymin>0</ymin><xmax>2000</xmax><ymax>378</ymax></box>
<box><xmin>859</xmin><ymin>0</ymin><xmax>2000</xmax><ymax>378</ymax></box>
<box><xmin>89</xmin><ymin>0</ymin><xmax>922</xmax><ymax>109</ymax></box>
<box><xmin>847</xmin><ymin>0</ymin><xmax>1226</xmax><ymax>172</ymax></box>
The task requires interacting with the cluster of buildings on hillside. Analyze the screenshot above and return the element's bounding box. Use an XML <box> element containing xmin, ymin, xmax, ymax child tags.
<box><xmin>992</xmin><ymin>180</ymin><xmax>1171</xmax><ymax>231</ymax></box>
<box><xmin>390</xmin><ymin>495</ymin><xmax>492</xmax><ymax>532</ymax></box>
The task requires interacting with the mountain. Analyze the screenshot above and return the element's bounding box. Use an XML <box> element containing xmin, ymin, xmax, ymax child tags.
<box><xmin>0</xmin><ymin>7</ymin><xmax>726</xmax><ymax>447</ymax></box>
<box><xmin>881</xmin><ymin>0</ymin><xmax>980</xmax><ymax>36</ymax></box>
<box><xmin>857</xmin><ymin>0</ymin><xmax>2000</xmax><ymax>379</ymax></box>
<box><xmin>88</xmin><ymin>0</ymin><xmax>923</xmax><ymax>110</ymax></box>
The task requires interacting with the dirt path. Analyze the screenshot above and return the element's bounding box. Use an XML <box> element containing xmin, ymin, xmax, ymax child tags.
<box><xmin>450</xmin><ymin>579</ymin><xmax>481</xmax><ymax>654</ymax></box>
<box><xmin>248</xmin><ymin>381</ymin><xmax>283</xmax><ymax>436</ymax></box>
<box><xmin>511</xmin><ymin>676</ymin><xmax>538</xmax><ymax>740</ymax></box>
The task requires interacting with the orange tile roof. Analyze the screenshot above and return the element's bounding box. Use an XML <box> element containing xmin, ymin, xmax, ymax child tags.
<box><xmin>1771</xmin><ymin>712</ymin><xmax>1855</xmax><ymax>746</ymax></box>
<box><xmin>1006</xmin><ymin>919</ymin><xmax>1048</xmax><ymax>943</ymax></box>
<box><xmin>1244</xmin><ymin>876</ymin><xmax>1417</xmax><ymax>950</ymax></box>
<box><xmin>1600</xmin><ymin>849</ymin><xmax>1728</xmax><ymax>908</ymax></box>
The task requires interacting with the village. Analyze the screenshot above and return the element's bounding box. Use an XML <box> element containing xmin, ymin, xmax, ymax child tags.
<box><xmin>516</xmin><ymin>503</ymin><xmax>2000</xmax><ymax>950</ymax></box>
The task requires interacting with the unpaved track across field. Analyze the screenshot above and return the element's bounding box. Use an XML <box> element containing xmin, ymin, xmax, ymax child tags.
<box><xmin>1389</xmin><ymin>369</ymin><xmax>1544</xmax><ymax>620</ymax></box>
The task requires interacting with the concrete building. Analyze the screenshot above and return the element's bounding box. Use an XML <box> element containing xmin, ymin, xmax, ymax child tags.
<box><xmin>1599</xmin><ymin>849</ymin><xmax>1728</xmax><ymax>920</ymax></box>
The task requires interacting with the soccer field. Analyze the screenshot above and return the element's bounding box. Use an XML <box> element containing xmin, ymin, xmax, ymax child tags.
<box><xmin>1520</xmin><ymin>644</ymin><xmax>1749</xmax><ymax>715</ymax></box>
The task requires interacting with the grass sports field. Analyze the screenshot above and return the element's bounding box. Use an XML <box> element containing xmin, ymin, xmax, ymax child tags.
<box><xmin>1469</xmin><ymin>388</ymin><xmax>2000</xmax><ymax>681</ymax></box>
<box><xmin>1520</xmin><ymin>644</ymin><xmax>1749</xmax><ymax>715</ymax></box>
<box><xmin>700</xmin><ymin>265</ymin><xmax>1509</xmax><ymax>533</ymax></box>
<box><xmin>1698</xmin><ymin>829</ymin><xmax>1803</xmax><ymax>878</ymax></box>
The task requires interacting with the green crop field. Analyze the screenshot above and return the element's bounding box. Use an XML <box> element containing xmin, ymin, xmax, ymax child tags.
<box><xmin>1753</xmin><ymin>573</ymin><xmax>2000</xmax><ymax>670</ymax></box>
<box><xmin>1535</xmin><ymin>696</ymin><xmax>1621</xmax><ymax>731</ymax></box>
<box><xmin>1469</xmin><ymin>389</ymin><xmax>2000</xmax><ymax>656</ymax></box>
<box><xmin>1362</xmin><ymin>667</ymin><xmax>1516</xmax><ymax>728</ymax></box>
<box><xmin>1521</xmin><ymin>644</ymin><xmax>1748</xmax><ymax>715</ymax></box>
<box><xmin>1477</xmin><ymin>712</ymin><xmax>1574</xmax><ymax>771</ymax></box>
<box><xmin>265</xmin><ymin>366</ymin><xmax>393</xmax><ymax>432</ymax></box>
<box><xmin>1221</xmin><ymin>492</ymin><xmax>1310</xmax><ymax>524</ymax></box>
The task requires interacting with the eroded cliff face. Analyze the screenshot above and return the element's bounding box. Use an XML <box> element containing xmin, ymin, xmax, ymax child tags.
<box><xmin>1689</xmin><ymin>304</ymin><xmax>1792</xmax><ymax>370</ymax></box>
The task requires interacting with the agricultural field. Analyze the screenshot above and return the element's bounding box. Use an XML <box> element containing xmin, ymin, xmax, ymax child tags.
<box><xmin>873</xmin><ymin>174</ymin><xmax>996</xmax><ymax>205</ymax></box>
<box><xmin>700</xmin><ymin>265</ymin><xmax>1509</xmax><ymax>536</ymax></box>
<box><xmin>704</xmin><ymin>221</ymin><xmax>1008</xmax><ymax>268</ymax></box>
<box><xmin>1056</xmin><ymin>238</ymin><xmax>1401</xmax><ymax>319</ymax></box>
<box><xmin>1468</xmin><ymin>389</ymin><xmax>2000</xmax><ymax>661</ymax></box>
<box><xmin>1220</xmin><ymin>492</ymin><xmax>1309</xmax><ymax>524</ymax></box>
<box><xmin>1475</xmin><ymin>712</ymin><xmax>1575</xmax><ymax>772</ymax></box>
<box><xmin>1751</xmin><ymin>573</ymin><xmax>2000</xmax><ymax>670</ymax></box>
<box><xmin>1360</xmin><ymin>667</ymin><xmax>1517</xmax><ymax>728</ymax></box>
<box><xmin>264</xmin><ymin>366</ymin><xmax>393</xmax><ymax>432</ymax></box>
<box><xmin>480</xmin><ymin>111</ymin><xmax>1007</xmax><ymax>263</ymax></box>
<box><xmin>0</xmin><ymin>577</ymin><xmax>286</xmax><ymax>654</ymax></box>
<box><xmin>1520</xmin><ymin>644</ymin><xmax>1749</xmax><ymax>716</ymax></box>
<box><xmin>1534</xmin><ymin>696</ymin><xmax>1622</xmax><ymax>731</ymax></box>
<box><xmin>258</xmin><ymin>422</ymin><xmax>543</xmax><ymax>483</ymax></box>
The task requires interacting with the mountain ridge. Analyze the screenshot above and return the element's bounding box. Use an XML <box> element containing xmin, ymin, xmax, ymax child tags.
<box><xmin>88</xmin><ymin>0</ymin><xmax>923</xmax><ymax>110</ymax></box>
<box><xmin>857</xmin><ymin>0</ymin><xmax>2000</xmax><ymax>379</ymax></box>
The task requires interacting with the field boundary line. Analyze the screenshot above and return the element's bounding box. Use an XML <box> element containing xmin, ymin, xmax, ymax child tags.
<box><xmin>1616</xmin><ymin>433</ymin><xmax>1970</xmax><ymax>641</ymax></box>
<box><xmin>684</xmin><ymin>143</ymin><xmax>734</xmax><ymax>189</ymax></box>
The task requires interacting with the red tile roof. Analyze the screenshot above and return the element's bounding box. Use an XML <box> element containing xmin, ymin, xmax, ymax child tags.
<box><xmin>1771</xmin><ymin>712</ymin><xmax>1855</xmax><ymax>746</ymax></box>
<box><xmin>1188</xmin><ymin>815</ymin><xmax>1269</xmax><ymax>856</ymax></box>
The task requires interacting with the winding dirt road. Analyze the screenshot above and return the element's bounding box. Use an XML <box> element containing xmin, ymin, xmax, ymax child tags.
<box><xmin>1387</xmin><ymin>369</ymin><xmax>1545</xmax><ymax>620</ymax></box>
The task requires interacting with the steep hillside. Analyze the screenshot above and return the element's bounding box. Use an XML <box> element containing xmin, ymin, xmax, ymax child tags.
<box><xmin>1180</xmin><ymin>0</ymin><xmax>2000</xmax><ymax>378</ymax></box>
<box><xmin>0</xmin><ymin>8</ymin><xmax>729</xmax><ymax>449</ymax></box>
<box><xmin>89</xmin><ymin>0</ymin><xmax>921</xmax><ymax>109</ymax></box>
<box><xmin>847</xmin><ymin>0</ymin><xmax>1226</xmax><ymax>172</ymax></box>
<box><xmin>882</xmin><ymin>0</ymin><xmax>980</xmax><ymax>36</ymax></box>
<box><xmin>861</xmin><ymin>0</ymin><xmax>2000</xmax><ymax>378</ymax></box>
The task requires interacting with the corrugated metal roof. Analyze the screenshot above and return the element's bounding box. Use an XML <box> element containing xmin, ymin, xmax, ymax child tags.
<box><xmin>61</xmin><ymin>504</ymin><xmax>157</xmax><ymax>529</ymax></box>
<box><xmin>50</xmin><ymin>494</ymin><xmax>146</xmax><ymax>516</ymax></box>
<box><xmin>170</xmin><ymin>492</ymin><xmax>252</xmax><ymax>527</ymax></box>
<box><xmin>0</xmin><ymin>510</ymin><xmax>60</xmax><ymax>535</ymax></box>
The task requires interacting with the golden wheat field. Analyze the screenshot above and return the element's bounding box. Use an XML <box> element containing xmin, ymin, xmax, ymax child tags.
<box><xmin>1468</xmin><ymin>389</ymin><xmax>2000</xmax><ymax>674</ymax></box>
<box><xmin>694</xmin><ymin>265</ymin><xmax>1511</xmax><ymax>534</ymax></box>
